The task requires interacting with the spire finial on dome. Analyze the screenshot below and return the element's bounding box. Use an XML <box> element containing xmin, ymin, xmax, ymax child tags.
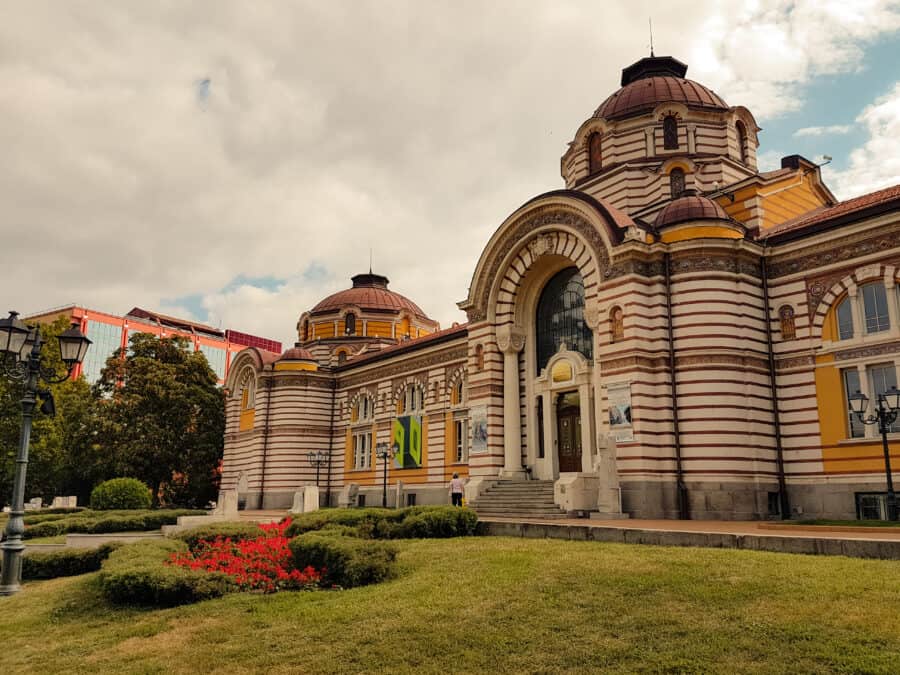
<box><xmin>649</xmin><ymin>17</ymin><xmax>654</xmax><ymax>57</ymax></box>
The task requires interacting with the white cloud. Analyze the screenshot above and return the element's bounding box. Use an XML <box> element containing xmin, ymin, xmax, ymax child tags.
<box><xmin>1</xmin><ymin>2</ymin><xmax>898</xmax><ymax>349</ymax></box>
<box><xmin>825</xmin><ymin>81</ymin><xmax>900</xmax><ymax>200</ymax></box>
<box><xmin>793</xmin><ymin>124</ymin><xmax>854</xmax><ymax>136</ymax></box>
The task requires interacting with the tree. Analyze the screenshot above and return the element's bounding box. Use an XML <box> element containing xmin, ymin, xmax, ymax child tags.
<box><xmin>0</xmin><ymin>316</ymin><xmax>99</xmax><ymax>506</ymax></box>
<box><xmin>93</xmin><ymin>333</ymin><xmax>224</xmax><ymax>507</ymax></box>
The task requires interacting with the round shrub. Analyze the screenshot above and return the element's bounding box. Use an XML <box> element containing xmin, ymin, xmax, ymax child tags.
<box><xmin>90</xmin><ymin>478</ymin><xmax>152</xmax><ymax>511</ymax></box>
<box><xmin>289</xmin><ymin>533</ymin><xmax>398</xmax><ymax>588</ymax></box>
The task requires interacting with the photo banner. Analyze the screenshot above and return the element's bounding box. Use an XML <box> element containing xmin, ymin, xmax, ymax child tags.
<box><xmin>607</xmin><ymin>382</ymin><xmax>634</xmax><ymax>442</ymax></box>
<box><xmin>392</xmin><ymin>415</ymin><xmax>423</xmax><ymax>468</ymax></box>
<box><xmin>470</xmin><ymin>405</ymin><xmax>488</xmax><ymax>454</ymax></box>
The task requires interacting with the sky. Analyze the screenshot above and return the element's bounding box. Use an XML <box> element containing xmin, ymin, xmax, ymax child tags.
<box><xmin>2</xmin><ymin>0</ymin><xmax>899</xmax><ymax>350</ymax></box>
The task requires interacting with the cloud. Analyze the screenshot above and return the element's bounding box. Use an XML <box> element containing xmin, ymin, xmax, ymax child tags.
<box><xmin>793</xmin><ymin>124</ymin><xmax>854</xmax><ymax>136</ymax></box>
<box><xmin>825</xmin><ymin>81</ymin><xmax>900</xmax><ymax>200</ymax></box>
<box><xmin>1</xmin><ymin>2</ymin><xmax>899</xmax><ymax>349</ymax></box>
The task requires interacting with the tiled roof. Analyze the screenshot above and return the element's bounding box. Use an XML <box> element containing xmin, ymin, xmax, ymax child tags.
<box><xmin>594</xmin><ymin>76</ymin><xmax>728</xmax><ymax>121</ymax></box>
<box><xmin>655</xmin><ymin>194</ymin><xmax>730</xmax><ymax>229</ymax></box>
<box><xmin>311</xmin><ymin>286</ymin><xmax>429</xmax><ymax>317</ymax></box>
<box><xmin>279</xmin><ymin>346</ymin><xmax>315</xmax><ymax>361</ymax></box>
<box><xmin>760</xmin><ymin>183</ymin><xmax>900</xmax><ymax>242</ymax></box>
<box><xmin>338</xmin><ymin>323</ymin><xmax>468</xmax><ymax>368</ymax></box>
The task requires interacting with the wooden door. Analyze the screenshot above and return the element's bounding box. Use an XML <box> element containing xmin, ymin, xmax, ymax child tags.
<box><xmin>557</xmin><ymin>406</ymin><xmax>582</xmax><ymax>473</ymax></box>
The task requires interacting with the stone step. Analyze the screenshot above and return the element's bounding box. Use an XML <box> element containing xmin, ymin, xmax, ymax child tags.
<box><xmin>482</xmin><ymin>488</ymin><xmax>555</xmax><ymax>495</ymax></box>
<box><xmin>472</xmin><ymin>500</ymin><xmax>559</xmax><ymax>508</ymax></box>
<box><xmin>475</xmin><ymin>512</ymin><xmax>570</xmax><ymax>520</ymax></box>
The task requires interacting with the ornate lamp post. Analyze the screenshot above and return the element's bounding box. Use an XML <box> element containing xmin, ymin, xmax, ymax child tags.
<box><xmin>375</xmin><ymin>441</ymin><xmax>399</xmax><ymax>508</ymax></box>
<box><xmin>848</xmin><ymin>386</ymin><xmax>900</xmax><ymax>521</ymax></box>
<box><xmin>0</xmin><ymin>311</ymin><xmax>91</xmax><ymax>596</ymax></box>
<box><xmin>306</xmin><ymin>450</ymin><xmax>328</xmax><ymax>487</ymax></box>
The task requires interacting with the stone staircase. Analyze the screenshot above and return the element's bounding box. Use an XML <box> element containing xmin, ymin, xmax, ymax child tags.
<box><xmin>469</xmin><ymin>480</ymin><xmax>569</xmax><ymax>520</ymax></box>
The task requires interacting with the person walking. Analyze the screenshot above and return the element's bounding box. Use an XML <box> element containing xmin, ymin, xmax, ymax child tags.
<box><xmin>448</xmin><ymin>472</ymin><xmax>465</xmax><ymax>507</ymax></box>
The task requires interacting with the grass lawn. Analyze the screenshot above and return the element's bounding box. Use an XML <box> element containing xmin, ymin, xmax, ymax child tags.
<box><xmin>2</xmin><ymin>537</ymin><xmax>899</xmax><ymax>674</ymax></box>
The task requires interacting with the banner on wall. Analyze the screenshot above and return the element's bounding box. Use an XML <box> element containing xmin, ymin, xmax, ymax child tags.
<box><xmin>606</xmin><ymin>382</ymin><xmax>634</xmax><ymax>443</ymax></box>
<box><xmin>470</xmin><ymin>405</ymin><xmax>488</xmax><ymax>454</ymax></box>
<box><xmin>392</xmin><ymin>415</ymin><xmax>423</xmax><ymax>468</ymax></box>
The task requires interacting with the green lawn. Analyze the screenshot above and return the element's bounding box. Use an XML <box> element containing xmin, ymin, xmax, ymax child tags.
<box><xmin>2</xmin><ymin>537</ymin><xmax>899</xmax><ymax>674</ymax></box>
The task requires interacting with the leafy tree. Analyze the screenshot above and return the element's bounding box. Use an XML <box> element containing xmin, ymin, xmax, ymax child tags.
<box><xmin>0</xmin><ymin>316</ymin><xmax>99</xmax><ymax>506</ymax></box>
<box><xmin>93</xmin><ymin>333</ymin><xmax>224</xmax><ymax>507</ymax></box>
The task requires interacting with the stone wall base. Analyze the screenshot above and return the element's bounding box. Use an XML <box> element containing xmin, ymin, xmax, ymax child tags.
<box><xmin>621</xmin><ymin>480</ymin><xmax>782</xmax><ymax>520</ymax></box>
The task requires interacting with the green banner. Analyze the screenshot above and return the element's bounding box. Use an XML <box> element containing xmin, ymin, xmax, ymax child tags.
<box><xmin>392</xmin><ymin>415</ymin><xmax>423</xmax><ymax>468</ymax></box>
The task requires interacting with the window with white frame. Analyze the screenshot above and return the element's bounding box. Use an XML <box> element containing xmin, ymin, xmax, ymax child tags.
<box><xmin>862</xmin><ymin>283</ymin><xmax>890</xmax><ymax>334</ymax></box>
<box><xmin>399</xmin><ymin>384</ymin><xmax>424</xmax><ymax>414</ymax></box>
<box><xmin>352</xmin><ymin>431</ymin><xmax>372</xmax><ymax>470</ymax></box>
<box><xmin>837</xmin><ymin>297</ymin><xmax>854</xmax><ymax>340</ymax></box>
<box><xmin>842</xmin><ymin>363</ymin><xmax>900</xmax><ymax>437</ymax></box>
<box><xmin>352</xmin><ymin>394</ymin><xmax>374</xmax><ymax>423</ymax></box>
<box><xmin>454</xmin><ymin>418</ymin><xmax>468</xmax><ymax>463</ymax></box>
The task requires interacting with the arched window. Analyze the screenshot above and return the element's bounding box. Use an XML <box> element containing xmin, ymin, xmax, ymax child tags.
<box><xmin>239</xmin><ymin>371</ymin><xmax>256</xmax><ymax>410</ymax></box>
<box><xmin>663</xmin><ymin>115</ymin><xmax>679</xmax><ymax>150</ymax></box>
<box><xmin>399</xmin><ymin>384</ymin><xmax>424</xmax><ymax>414</ymax></box>
<box><xmin>736</xmin><ymin>120</ymin><xmax>748</xmax><ymax>163</ymax></box>
<box><xmin>352</xmin><ymin>394</ymin><xmax>373</xmax><ymax>423</ymax></box>
<box><xmin>610</xmin><ymin>306</ymin><xmax>624</xmax><ymax>342</ymax></box>
<box><xmin>836</xmin><ymin>296</ymin><xmax>854</xmax><ymax>340</ymax></box>
<box><xmin>300</xmin><ymin>319</ymin><xmax>310</xmax><ymax>341</ymax></box>
<box><xmin>779</xmin><ymin>305</ymin><xmax>796</xmax><ymax>340</ymax></box>
<box><xmin>588</xmin><ymin>132</ymin><xmax>602</xmax><ymax>174</ymax></box>
<box><xmin>345</xmin><ymin>312</ymin><xmax>356</xmax><ymax>335</ymax></box>
<box><xmin>670</xmin><ymin>168</ymin><xmax>685</xmax><ymax>198</ymax></box>
<box><xmin>861</xmin><ymin>282</ymin><xmax>890</xmax><ymax>333</ymax></box>
<box><xmin>337</xmin><ymin>350</ymin><xmax>348</xmax><ymax>365</ymax></box>
<box><xmin>475</xmin><ymin>344</ymin><xmax>484</xmax><ymax>371</ymax></box>
<box><xmin>535</xmin><ymin>267</ymin><xmax>593</xmax><ymax>374</ymax></box>
<box><xmin>451</xmin><ymin>378</ymin><xmax>464</xmax><ymax>406</ymax></box>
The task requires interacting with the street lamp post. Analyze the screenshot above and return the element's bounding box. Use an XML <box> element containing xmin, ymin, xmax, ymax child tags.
<box><xmin>848</xmin><ymin>386</ymin><xmax>900</xmax><ymax>521</ymax></box>
<box><xmin>306</xmin><ymin>450</ymin><xmax>328</xmax><ymax>488</ymax></box>
<box><xmin>375</xmin><ymin>441</ymin><xmax>398</xmax><ymax>508</ymax></box>
<box><xmin>0</xmin><ymin>311</ymin><xmax>91</xmax><ymax>596</ymax></box>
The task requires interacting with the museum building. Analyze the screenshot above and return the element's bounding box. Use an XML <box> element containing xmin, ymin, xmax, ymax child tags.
<box><xmin>222</xmin><ymin>55</ymin><xmax>900</xmax><ymax>521</ymax></box>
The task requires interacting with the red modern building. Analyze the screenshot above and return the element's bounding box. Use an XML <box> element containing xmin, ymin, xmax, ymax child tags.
<box><xmin>25</xmin><ymin>305</ymin><xmax>281</xmax><ymax>383</ymax></box>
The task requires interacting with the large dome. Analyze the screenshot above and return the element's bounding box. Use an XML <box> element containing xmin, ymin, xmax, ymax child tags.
<box><xmin>310</xmin><ymin>273</ymin><xmax>430</xmax><ymax>319</ymax></box>
<box><xmin>593</xmin><ymin>56</ymin><xmax>728</xmax><ymax>121</ymax></box>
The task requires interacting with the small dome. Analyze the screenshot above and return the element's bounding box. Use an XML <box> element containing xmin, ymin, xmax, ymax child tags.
<box><xmin>655</xmin><ymin>191</ymin><xmax>730</xmax><ymax>229</ymax></box>
<box><xmin>279</xmin><ymin>345</ymin><xmax>315</xmax><ymax>361</ymax></box>
<box><xmin>310</xmin><ymin>273</ymin><xmax>430</xmax><ymax>319</ymax></box>
<box><xmin>593</xmin><ymin>56</ymin><xmax>728</xmax><ymax>121</ymax></box>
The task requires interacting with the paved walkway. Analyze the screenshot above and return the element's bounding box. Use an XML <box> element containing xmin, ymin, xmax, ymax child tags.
<box><xmin>479</xmin><ymin>517</ymin><xmax>900</xmax><ymax>559</ymax></box>
<box><xmin>482</xmin><ymin>517</ymin><xmax>900</xmax><ymax>541</ymax></box>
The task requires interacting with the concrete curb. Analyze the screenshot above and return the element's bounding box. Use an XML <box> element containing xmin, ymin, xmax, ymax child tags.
<box><xmin>481</xmin><ymin>521</ymin><xmax>900</xmax><ymax>560</ymax></box>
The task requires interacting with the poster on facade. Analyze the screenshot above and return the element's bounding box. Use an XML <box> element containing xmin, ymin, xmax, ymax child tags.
<box><xmin>470</xmin><ymin>405</ymin><xmax>488</xmax><ymax>454</ymax></box>
<box><xmin>607</xmin><ymin>382</ymin><xmax>634</xmax><ymax>442</ymax></box>
<box><xmin>392</xmin><ymin>415</ymin><xmax>423</xmax><ymax>468</ymax></box>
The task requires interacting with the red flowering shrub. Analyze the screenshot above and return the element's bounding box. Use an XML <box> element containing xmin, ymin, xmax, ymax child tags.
<box><xmin>167</xmin><ymin>518</ymin><xmax>321</xmax><ymax>593</ymax></box>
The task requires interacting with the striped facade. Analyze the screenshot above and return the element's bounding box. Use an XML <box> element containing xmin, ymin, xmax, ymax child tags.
<box><xmin>221</xmin><ymin>54</ymin><xmax>900</xmax><ymax>520</ymax></box>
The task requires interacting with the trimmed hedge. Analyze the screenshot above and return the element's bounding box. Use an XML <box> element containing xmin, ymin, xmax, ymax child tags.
<box><xmin>284</xmin><ymin>508</ymin><xmax>407</xmax><ymax>538</ymax></box>
<box><xmin>289</xmin><ymin>533</ymin><xmax>397</xmax><ymax>588</ymax></box>
<box><xmin>285</xmin><ymin>506</ymin><xmax>479</xmax><ymax>541</ymax></box>
<box><xmin>91</xmin><ymin>478</ymin><xmax>152</xmax><ymax>510</ymax></box>
<box><xmin>174</xmin><ymin>522</ymin><xmax>266</xmax><ymax>551</ymax></box>
<box><xmin>23</xmin><ymin>509</ymin><xmax>204</xmax><ymax>540</ymax></box>
<box><xmin>98</xmin><ymin>539</ymin><xmax>234</xmax><ymax>606</ymax></box>
<box><xmin>21</xmin><ymin>543</ymin><xmax>121</xmax><ymax>580</ymax></box>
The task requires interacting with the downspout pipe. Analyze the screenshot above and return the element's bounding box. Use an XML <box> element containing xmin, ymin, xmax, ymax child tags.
<box><xmin>664</xmin><ymin>252</ymin><xmax>689</xmax><ymax>519</ymax></box>
<box><xmin>760</xmin><ymin>255</ymin><xmax>790</xmax><ymax>519</ymax></box>
<box><xmin>325</xmin><ymin>378</ymin><xmax>337</xmax><ymax>507</ymax></box>
<box><xmin>259</xmin><ymin>376</ymin><xmax>274</xmax><ymax>510</ymax></box>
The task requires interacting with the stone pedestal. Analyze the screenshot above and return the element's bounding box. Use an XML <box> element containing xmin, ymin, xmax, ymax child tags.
<box><xmin>290</xmin><ymin>486</ymin><xmax>320</xmax><ymax>514</ymax></box>
<box><xmin>337</xmin><ymin>483</ymin><xmax>359</xmax><ymax>508</ymax></box>
<box><xmin>213</xmin><ymin>490</ymin><xmax>239</xmax><ymax>517</ymax></box>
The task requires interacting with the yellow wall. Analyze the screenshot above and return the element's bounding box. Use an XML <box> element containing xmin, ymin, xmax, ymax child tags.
<box><xmin>815</xmin><ymin>353</ymin><xmax>900</xmax><ymax>474</ymax></box>
<box><xmin>239</xmin><ymin>409</ymin><xmax>255</xmax><ymax>432</ymax></box>
<box><xmin>366</xmin><ymin>321</ymin><xmax>393</xmax><ymax>338</ymax></box>
<box><xmin>660</xmin><ymin>225</ymin><xmax>743</xmax><ymax>243</ymax></box>
<box><xmin>718</xmin><ymin>171</ymin><xmax>831</xmax><ymax>230</ymax></box>
<box><xmin>273</xmin><ymin>361</ymin><xmax>317</xmax><ymax>372</ymax></box>
<box><xmin>313</xmin><ymin>322</ymin><xmax>335</xmax><ymax>339</ymax></box>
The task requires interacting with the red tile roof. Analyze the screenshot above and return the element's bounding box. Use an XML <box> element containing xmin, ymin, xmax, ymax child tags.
<box><xmin>594</xmin><ymin>76</ymin><xmax>728</xmax><ymax>121</ymax></box>
<box><xmin>338</xmin><ymin>323</ymin><xmax>468</xmax><ymax>368</ymax></box>
<box><xmin>760</xmin><ymin>183</ymin><xmax>900</xmax><ymax>242</ymax></box>
<box><xmin>655</xmin><ymin>194</ymin><xmax>730</xmax><ymax>229</ymax></box>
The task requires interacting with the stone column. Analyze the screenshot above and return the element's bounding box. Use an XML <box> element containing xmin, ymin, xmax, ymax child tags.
<box><xmin>578</xmin><ymin>383</ymin><xmax>594</xmax><ymax>473</ymax></box>
<box><xmin>884</xmin><ymin>272</ymin><xmax>899</xmax><ymax>337</ymax></box>
<box><xmin>687</xmin><ymin>124</ymin><xmax>697</xmax><ymax>154</ymax></box>
<box><xmin>497</xmin><ymin>325</ymin><xmax>526</xmax><ymax>480</ymax></box>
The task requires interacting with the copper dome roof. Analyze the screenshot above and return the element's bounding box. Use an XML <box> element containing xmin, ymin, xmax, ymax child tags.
<box><xmin>279</xmin><ymin>345</ymin><xmax>315</xmax><ymax>361</ymax></box>
<box><xmin>310</xmin><ymin>273</ymin><xmax>430</xmax><ymax>319</ymax></box>
<box><xmin>593</xmin><ymin>56</ymin><xmax>728</xmax><ymax>121</ymax></box>
<box><xmin>655</xmin><ymin>192</ymin><xmax>730</xmax><ymax>229</ymax></box>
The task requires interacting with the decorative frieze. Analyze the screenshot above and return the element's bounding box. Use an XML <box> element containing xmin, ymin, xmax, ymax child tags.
<box><xmin>833</xmin><ymin>341</ymin><xmax>900</xmax><ymax>362</ymax></box>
